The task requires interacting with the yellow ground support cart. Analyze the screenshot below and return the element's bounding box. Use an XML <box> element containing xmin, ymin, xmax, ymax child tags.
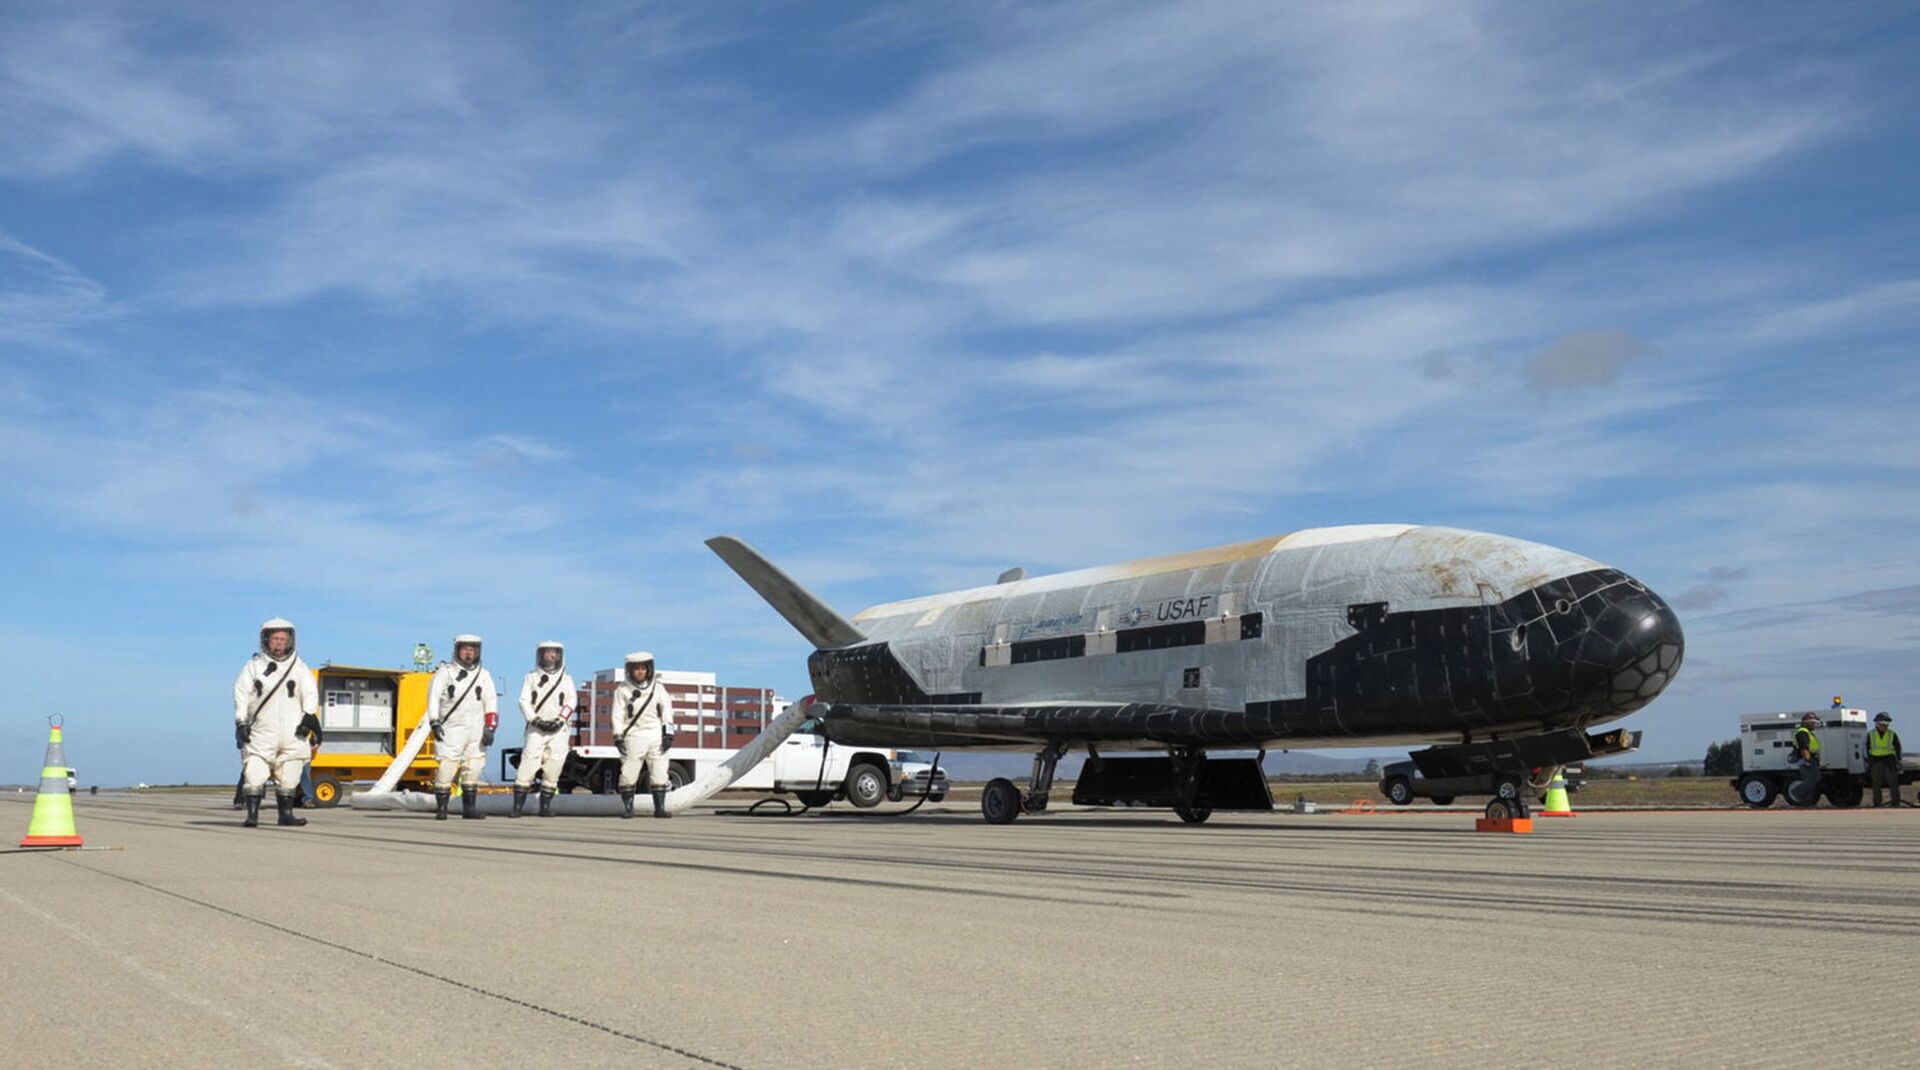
<box><xmin>305</xmin><ymin>664</ymin><xmax>439</xmax><ymax>806</ymax></box>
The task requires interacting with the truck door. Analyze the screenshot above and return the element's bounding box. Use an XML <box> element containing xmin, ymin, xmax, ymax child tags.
<box><xmin>773</xmin><ymin>719</ymin><xmax>831</xmax><ymax>789</ymax></box>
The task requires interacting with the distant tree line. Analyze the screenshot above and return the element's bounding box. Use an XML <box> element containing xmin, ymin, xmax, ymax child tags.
<box><xmin>1702</xmin><ymin>738</ymin><xmax>1742</xmax><ymax>777</ymax></box>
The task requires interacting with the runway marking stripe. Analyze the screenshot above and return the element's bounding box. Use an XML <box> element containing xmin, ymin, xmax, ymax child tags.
<box><xmin>47</xmin><ymin>855</ymin><xmax>751</xmax><ymax>1070</ymax></box>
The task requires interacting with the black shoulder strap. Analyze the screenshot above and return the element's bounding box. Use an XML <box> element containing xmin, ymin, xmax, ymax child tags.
<box><xmin>244</xmin><ymin>658</ymin><xmax>298</xmax><ymax>728</ymax></box>
<box><xmin>434</xmin><ymin>667</ymin><xmax>484</xmax><ymax>729</ymax></box>
<box><xmin>531</xmin><ymin>673</ymin><xmax>567</xmax><ymax>717</ymax></box>
<box><xmin>617</xmin><ymin>681</ymin><xmax>656</xmax><ymax>741</ymax></box>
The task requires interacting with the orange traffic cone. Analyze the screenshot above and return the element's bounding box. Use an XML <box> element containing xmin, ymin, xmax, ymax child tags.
<box><xmin>20</xmin><ymin>715</ymin><xmax>84</xmax><ymax>848</ymax></box>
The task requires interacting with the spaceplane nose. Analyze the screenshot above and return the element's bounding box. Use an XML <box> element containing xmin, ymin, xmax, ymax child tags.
<box><xmin>1576</xmin><ymin>577</ymin><xmax>1686</xmax><ymax>716</ymax></box>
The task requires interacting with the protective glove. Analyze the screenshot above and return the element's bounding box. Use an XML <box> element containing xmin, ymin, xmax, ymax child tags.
<box><xmin>481</xmin><ymin>728</ymin><xmax>496</xmax><ymax>749</ymax></box>
<box><xmin>235</xmin><ymin>723</ymin><xmax>249</xmax><ymax>750</ymax></box>
<box><xmin>661</xmin><ymin>728</ymin><xmax>674</xmax><ymax>752</ymax></box>
<box><xmin>430</xmin><ymin>721</ymin><xmax>444</xmax><ymax>743</ymax></box>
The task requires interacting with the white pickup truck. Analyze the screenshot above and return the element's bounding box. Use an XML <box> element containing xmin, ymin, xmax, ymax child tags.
<box><xmin>503</xmin><ymin>718</ymin><xmax>948</xmax><ymax>807</ymax></box>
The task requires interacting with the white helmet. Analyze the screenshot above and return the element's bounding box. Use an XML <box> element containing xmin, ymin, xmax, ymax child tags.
<box><xmin>534</xmin><ymin>640</ymin><xmax>565</xmax><ymax>673</ymax></box>
<box><xmin>624</xmin><ymin>651</ymin><xmax>655</xmax><ymax>683</ymax></box>
<box><xmin>259</xmin><ymin>617</ymin><xmax>296</xmax><ymax>661</ymax></box>
<box><xmin>453</xmin><ymin>634</ymin><xmax>483</xmax><ymax>667</ymax></box>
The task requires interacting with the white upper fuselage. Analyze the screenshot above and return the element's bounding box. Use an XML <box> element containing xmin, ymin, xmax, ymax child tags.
<box><xmin>843</xmin><ymin>525</ymin><xmax>1618</xmax><ymax>745</ymax></box>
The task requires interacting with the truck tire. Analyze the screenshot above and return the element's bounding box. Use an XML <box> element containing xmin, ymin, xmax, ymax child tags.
<box><xmin>1825</xmin><ymin>781</ymin><xmax>1864</xmax><ymax>809</ymax></box>
<box><xmin>1737</xmin><ymin>774</ymin><xmax>1777</xmax><ymax>808</ymax></box>
<box><xmin>1784</xmin><ymin>778</ymin><xmax>1820</xmax><ymax>807</ymax></box>
<box><xmin>844</xmin><ymin>763</ymin><xmax>888</xmax><ymax>809</ymax></box>
<box><xmin>982</xmin><ymin>778</ymin><xmax>1022</xmax><ymax>824</ymax></box>
<box><xmin>1383</xmin><ymin>777</ymin><xmax>1414</xmax><ymax>806</ymax></box>
<box><xmin>310</xmin><ymin>774</ymin><xmax>344</xmax><ymax>808</ymax></box>
<box><xmin>668</xmin><ymin>762</ymin><xmax>693</xmax><ymax>791</ymax></box>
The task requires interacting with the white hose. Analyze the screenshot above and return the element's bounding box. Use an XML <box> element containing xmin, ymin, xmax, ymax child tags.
<box><xmin>351</xmin><ymin>700</ymin><xmax>818</xmax><ymax>815</ymax></box>
<box><xmin>663</xmin><ymin>701</ymin><xmax>814</xmax><ymax>813</ymax></box>
<box><xmin>366</xmin><ymin>717</ymin><xmax>433</xmax><ymax>795</ymax></box>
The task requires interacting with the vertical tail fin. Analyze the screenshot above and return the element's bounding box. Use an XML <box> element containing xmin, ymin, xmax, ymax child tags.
<box><xmin>705</xmin><ymin>536</ymin><xmax>867</xmax><ymax>649</ymax></box>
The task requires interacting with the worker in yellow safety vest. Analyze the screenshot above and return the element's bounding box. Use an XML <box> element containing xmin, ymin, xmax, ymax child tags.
<box><xmin>1867</xmin><ymin>712</ymin><xmax>1904</xmax><ymax>808</ymax></box>
<box><xmin>1789</xmin><ymin>712</ymin><xmax>1823</xmax><ymax>806</ymax></box>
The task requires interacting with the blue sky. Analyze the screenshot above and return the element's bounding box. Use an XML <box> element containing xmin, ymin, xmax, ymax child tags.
<box><xmin>1</xmin><ymin>2</ymin><xmax>1916</xmax><ymax>785</ymax></box>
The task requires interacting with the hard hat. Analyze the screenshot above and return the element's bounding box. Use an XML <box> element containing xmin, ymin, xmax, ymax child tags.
<box><xmin>535</xmin><ymin>640</ymin><xmax>565</xmax><ymax>670</ymax></box>
<box><xmin>259</xmin><ymin>617</ymin><xmax>296</xmax><ymax>660</ymax></box>
<box><xmin>453</xmin><ymin>634</ymin><xmax>483</xmax><ymax>665</ymax></box>
<box><xmin>1801</xmin><ymin>711</ymin><xmax>1820</xmax><ymax>723</ymax></box>
<box><xmin>1875</xmin><ymin>712</ymin><xmax>1892</xmax><ymax>724</ymax></box>
<box><xmin>624</xmin><ymin>651</ymin><xmax>655</xmax><ymax>680</ymax></box>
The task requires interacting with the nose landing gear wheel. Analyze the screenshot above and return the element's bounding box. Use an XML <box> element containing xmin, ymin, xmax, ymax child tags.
<box><xmin>982</xmin><ymin>777</ymin><xmax>1022</xmax><ymax>824</ymax></box>
<box><xmin>1483</xmin><ymin>796</ymin><xmax>1529</xmax><ymax>821</ymax></box>
<box><xmin>1175</xmin><ymin>804</ymin><xmax>1212</xmax><ymax>824</ymax></box>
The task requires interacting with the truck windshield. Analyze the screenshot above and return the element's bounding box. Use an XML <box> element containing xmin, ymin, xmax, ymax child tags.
<box><xmin>897</xmin><ymin>751</ymin><xmax>924</xmax><ymax>763</ymax></box>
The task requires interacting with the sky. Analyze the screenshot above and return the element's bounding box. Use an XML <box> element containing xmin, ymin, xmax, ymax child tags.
<box><xmin>1</xmin><ymin>1</ymin><xmax>1916</xmax><ymax>785</ymax></box>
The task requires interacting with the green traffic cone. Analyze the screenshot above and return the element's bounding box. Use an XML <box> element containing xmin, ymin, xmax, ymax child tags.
<box><xmin>1541</xmin><ymin>774</ymin><xmax>1575</xmax><ymax>817</ymax></box>
<box><xmin>20</xmin><ymin>716</ymin><xmax>84</xmax><ymax>848</ymax></box>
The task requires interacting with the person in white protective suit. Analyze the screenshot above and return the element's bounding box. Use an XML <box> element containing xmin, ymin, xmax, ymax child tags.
<box><xmin>612</xmin><ymin>651</ymin><xmax>677</xmax><ymax>818</ymax></box>
<box><xmin>231</xmin><ymin>618</ymin><xmax>322</xmax><ymax>828</ymax></box>
<box><xmin>426</xmin><ymin>634</ymin><xmax>499</xmax><ymax>820</ymax></box>
<box><xmin>511</xmin><ymin>640</ymin><xmax>576</xmax><ymax>818</ymax></box>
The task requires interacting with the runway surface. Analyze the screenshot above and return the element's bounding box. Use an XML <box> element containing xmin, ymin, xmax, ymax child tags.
<box><xmin>3</xmin><ymin>792</ymin><xmax>1917</xmax><ymax>1069</ymax></box>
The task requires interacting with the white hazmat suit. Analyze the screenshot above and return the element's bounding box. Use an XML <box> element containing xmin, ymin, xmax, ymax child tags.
<box><xmin>426</xmin><ymin>634</ymin><xmax>498</xmax><ymax>820</ymax></box>
<box><xmin>512</xmin><ymin>641</ymin><xmax>575</xmax><ymax>817</ymax></box>
<box><xmin>612</xmin><ymin>651</ymin><xmax>677</xmax><ymax>818</ymax></box>
<box><xmin>232</xmin><ymin>617</ymin><xmax>319</xmax><ymax>828</ymax></box>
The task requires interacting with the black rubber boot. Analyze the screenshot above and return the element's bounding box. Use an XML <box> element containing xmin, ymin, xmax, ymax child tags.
<box><xmin>434</xmin><ymin>790</ymin><xmax>450</xmax><ymax>820</ymax></box>
<box><xmin>620</xmin><ymin>790</ymin><xmax>635</xmax><ymax>818</ymax></box>
<box><xmin>243</xmin><ymin>792</ymin><xmax>263</xmax><ymax>828</ymax></box>
<box><xmin>539</xmin><ymin>791</ymin><xmax>554</xmax><ymax>817</ymax></box>
<box><xmin>652</xmin><ymin>789</ymin><xmax>672</xmax><ymax>818</ymax></box>
<box><xmin>511</xmin><ymin>788</ymin><xmax>527</xmax><ymax>818</ymax></box>
<box><xmin>275</xmin><ymin>792</ymin><xmax>307</xmax><ymax>827</ymax></box>
<box><xmin>462</xmin><ymin>789</ymin><xmax>485</xmax><ymax>820</ymax></box>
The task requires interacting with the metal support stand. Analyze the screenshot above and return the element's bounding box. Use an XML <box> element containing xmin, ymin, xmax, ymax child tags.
<box><xmin>1024</xmin><ymin>741</ymin><xmax>1069</xmax><ymax>813</ymax></box>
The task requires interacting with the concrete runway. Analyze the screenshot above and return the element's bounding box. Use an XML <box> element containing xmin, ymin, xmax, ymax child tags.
<box><xmin>3</xmin><ymin>793</ymin><xmax>1917</xmax><ymax>1069</ymax></box>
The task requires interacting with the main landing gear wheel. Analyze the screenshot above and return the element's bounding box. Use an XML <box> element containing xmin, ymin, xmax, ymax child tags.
<box><xmin>1737</xmin><ymin>774</ymin><xmax>1777</xmax><ymax>808</ymax></box>
<box><xmin>982</xmin><ymin>777</ymin><xmax>1022</xmax><ymax>824</ymax></box>
<box><xmin>1175</xmin><ymin>803</ymin><xmax>1212</xmax><ymax>824</ymax></box>
<box><xmin>1383</xmin><ymin>777</ymin><xmax>1414</xmax><ymax>806</ymax></box>
<box><xmin>1429</xmin><ymin>795</ymin><xmax>1456</xmax><ymax>806</ymax></box>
